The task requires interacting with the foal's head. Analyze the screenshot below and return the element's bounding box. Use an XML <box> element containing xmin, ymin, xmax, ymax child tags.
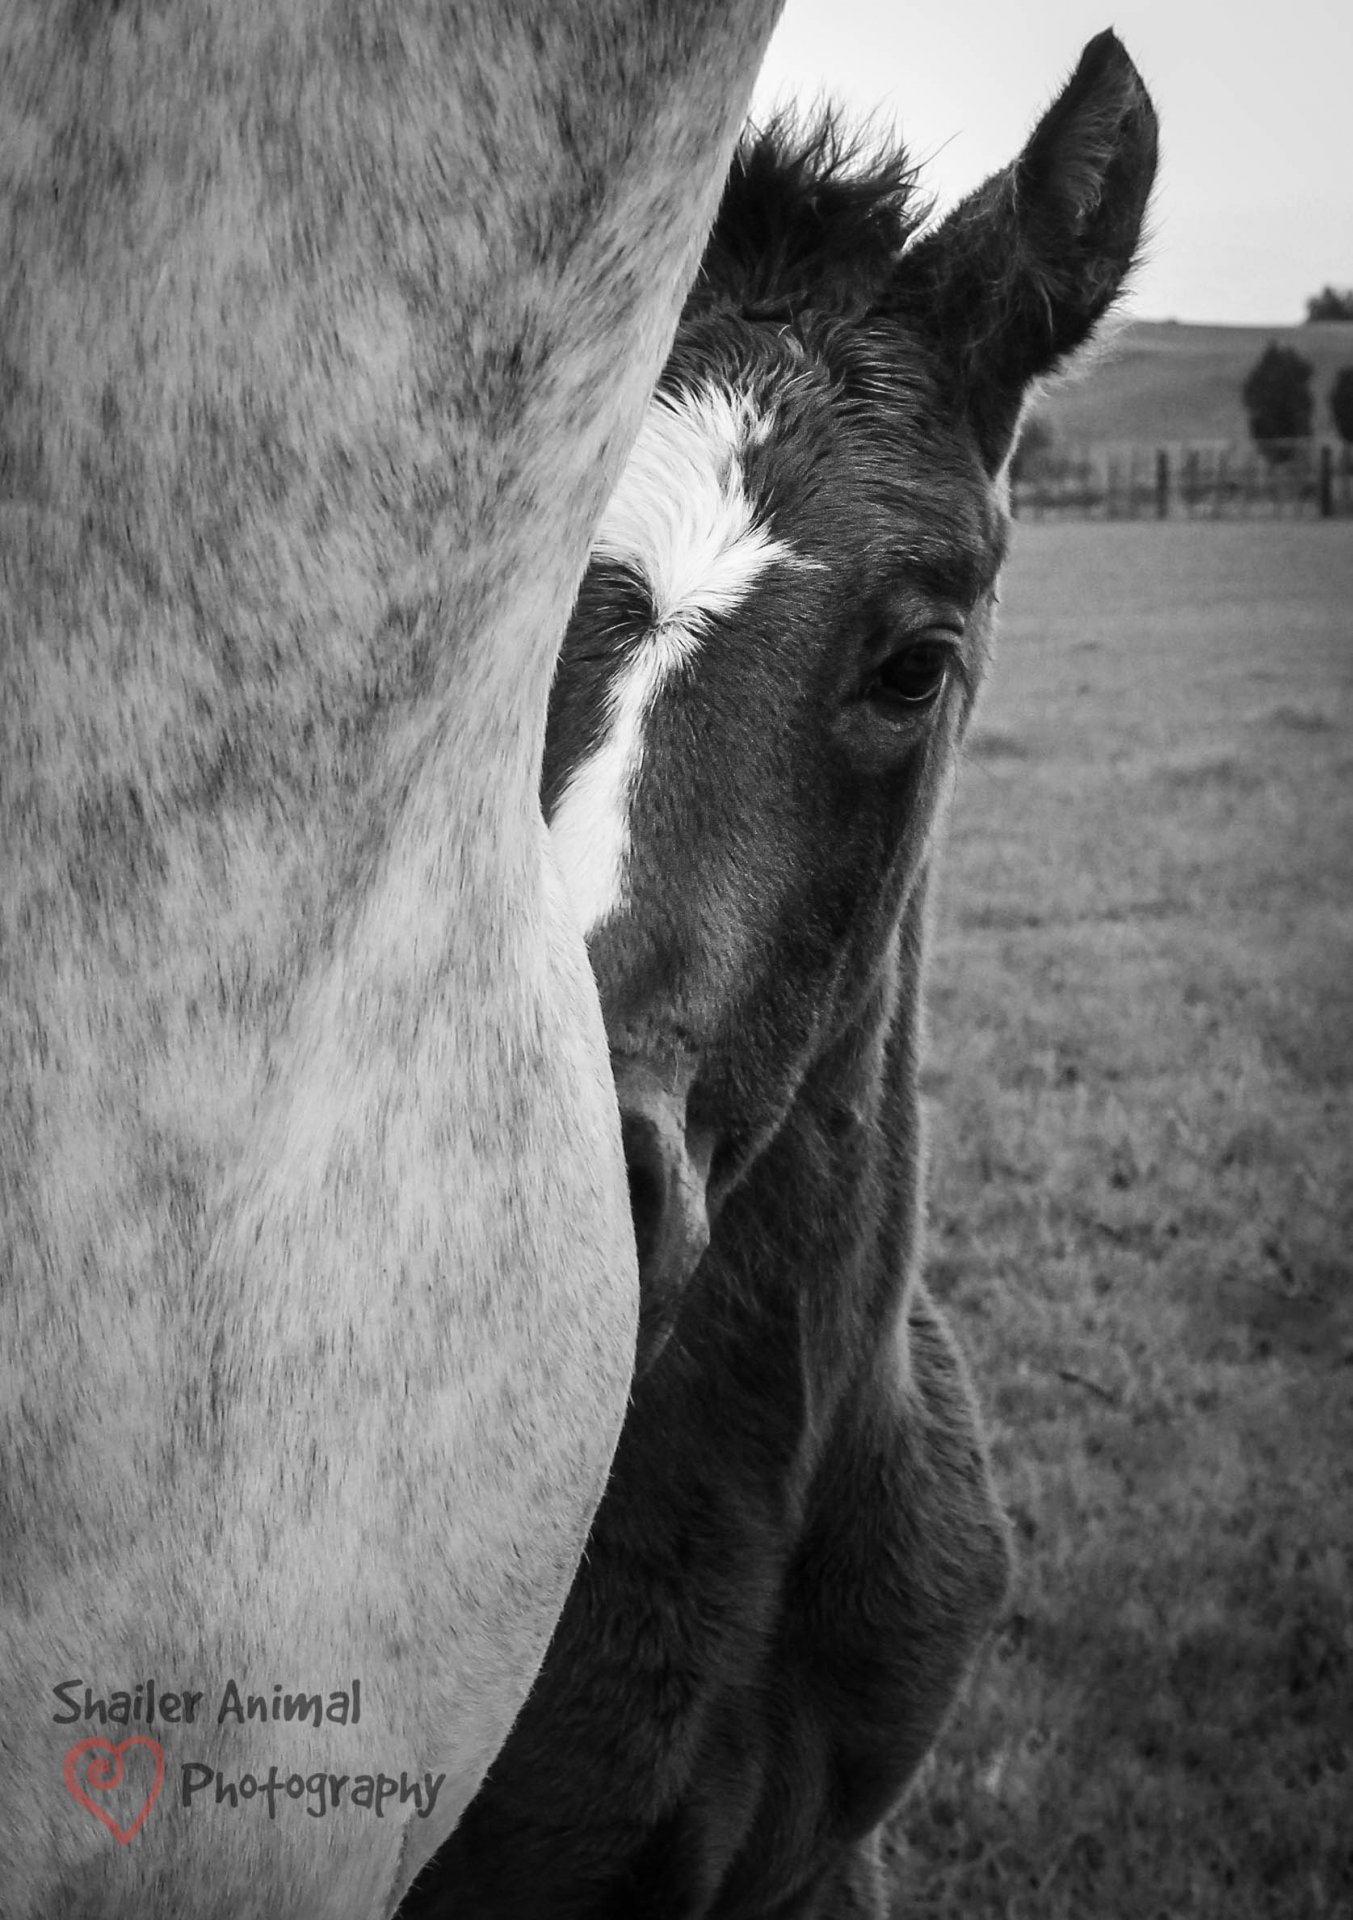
<box><xmin>545</xmin><ymin>32</ymin><xmax>1157</xmax><ymax>1360</ymax></box>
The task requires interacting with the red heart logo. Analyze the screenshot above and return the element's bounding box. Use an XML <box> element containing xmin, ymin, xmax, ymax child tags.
<box><xmin>63</xmin><ymin>1736</ymin><xmax>166</xmax><ymax>1844</ymax></box>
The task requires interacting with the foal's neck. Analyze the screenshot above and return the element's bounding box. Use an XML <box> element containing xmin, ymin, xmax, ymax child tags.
<box><xmin>711</xmin><ymin>898</ymin><xmax>928</xmax><ymax>1402</ymax></box>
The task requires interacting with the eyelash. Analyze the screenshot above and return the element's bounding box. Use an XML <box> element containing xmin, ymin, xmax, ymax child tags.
<box><xmin>860</xmin><ymin>632</ymin><xmax>965</xmax><ymax>714</ymax></box>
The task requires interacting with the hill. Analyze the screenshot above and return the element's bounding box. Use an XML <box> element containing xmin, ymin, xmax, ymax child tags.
<box><xmin>1029</xmin><ymin>318</ymin><xmax>1353</xmax><ymax>447</ymax></box>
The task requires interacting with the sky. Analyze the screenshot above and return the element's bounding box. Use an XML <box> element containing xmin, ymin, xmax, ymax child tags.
<box><xmin>751</xmin><ymin>0</ymin><xmax>1352</xmax><ymax>327</ymax></box>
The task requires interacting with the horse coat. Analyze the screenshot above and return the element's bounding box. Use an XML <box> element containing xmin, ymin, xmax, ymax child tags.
<box><xmin>0</xmin><ymin>4</ymin><xmax>784</xmax><ymax>1914</ymax></box>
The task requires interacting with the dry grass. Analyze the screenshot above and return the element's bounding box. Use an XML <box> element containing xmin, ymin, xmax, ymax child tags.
<box><xmin>895</xmin><ymin>522</ymin><xmax>1353</xmax><ymax>1919</ymax></box>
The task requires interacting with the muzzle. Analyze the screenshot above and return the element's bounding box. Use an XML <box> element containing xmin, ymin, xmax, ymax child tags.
<box><xmin>610</xmin><ymin>1053</ymin><xmax>714</xmax><ymax>1372</ymax></box>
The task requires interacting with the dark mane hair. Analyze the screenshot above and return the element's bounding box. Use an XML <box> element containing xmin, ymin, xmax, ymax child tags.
<box><xmin>691</xmin><ymin>110</ymin><xmax>931</xmax><ymax>323</ymax></box>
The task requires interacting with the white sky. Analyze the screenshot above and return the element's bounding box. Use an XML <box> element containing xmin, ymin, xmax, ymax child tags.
<box><xmin>752</xmin><ymin>0</ymin><xmax>1352</xmax><ymax>325</ymax></box>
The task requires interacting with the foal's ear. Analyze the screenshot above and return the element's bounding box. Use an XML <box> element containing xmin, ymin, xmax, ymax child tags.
<box><xmin>896</xmin><ymin>30</ymin><xmax>1158</xmax><ymax>468</ymax></box>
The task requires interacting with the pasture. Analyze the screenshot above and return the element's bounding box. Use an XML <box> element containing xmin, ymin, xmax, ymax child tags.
<box><xmin>900</xmin><ymin>521</ymin><xmax>1353</xmax><ymax>1917</ymax></box>
<box><xmin>1029</xmin><ymin>318</ymin><xmax>1353</xmax><ymax>445</ymax></box>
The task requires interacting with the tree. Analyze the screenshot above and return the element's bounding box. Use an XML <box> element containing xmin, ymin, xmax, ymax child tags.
<box><xmin>1305</xmin><ymin>286</ymin><xmax>1353</xmax><ymax>322</ymax></box>
<box><xmin>1241</xmin><ymin>342</ymin><xmax>1313</xmax><ymax>462</ymax></box>
<box><xmin>1331</xmin><ymin>369</ymin><xmax>1353</xmax><ymax>446</ymax></box>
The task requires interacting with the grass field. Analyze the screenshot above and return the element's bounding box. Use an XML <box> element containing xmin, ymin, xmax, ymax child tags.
<box><xmin>895</xmin><ymin>522</ymin><xmax>1353</xmax><ymax>1918</ymax></box>
<box><xmin>1029</xmin><ymin>319</ymin><xmax>1353</xmax><ymax>446</ymax></box>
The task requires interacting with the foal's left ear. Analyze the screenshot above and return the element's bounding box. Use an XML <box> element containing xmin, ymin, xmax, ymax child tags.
<box><xmin>894</xmin><ymin>30</ymin><xmax>1158</xmax><ymax>469</ymax></box>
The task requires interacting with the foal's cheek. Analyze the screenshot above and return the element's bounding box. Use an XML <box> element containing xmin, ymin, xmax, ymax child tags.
<box><xmin>583</xmin><ymin>847</ymin><xmax>750</xmax><ymax>1050</ymax></box>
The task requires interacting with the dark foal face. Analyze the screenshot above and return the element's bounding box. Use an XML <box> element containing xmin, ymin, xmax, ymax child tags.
<box><xmin>546</xmin><ymin>336</ymin><xmax>1006</xmax><ymax>1124</ymax></box>
<box><xmin>543</xmin><ymin>32</ymin><xmax>1158</xmax><ymax>1355</ymax></box>
<box><xmin>542</xmin><ymin>334</ymin><xmax>1005</xmax><ymax>1338</ymax></box>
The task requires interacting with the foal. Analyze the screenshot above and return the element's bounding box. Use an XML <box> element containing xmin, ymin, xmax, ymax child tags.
<box><xmin>411</xmin><ymin>31</ymin><xmax>1157</xmax><ymax>1920</ymax></box>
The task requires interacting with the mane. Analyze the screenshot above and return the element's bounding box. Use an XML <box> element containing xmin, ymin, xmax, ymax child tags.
<box><xmin>690</xmin><ymin>109</ymin><xmax>931</xmax><ymax>323</ymax></box>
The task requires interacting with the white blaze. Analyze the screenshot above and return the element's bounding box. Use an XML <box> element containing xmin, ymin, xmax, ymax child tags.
<box><xmin>550</xmin><ymin>383</ymin><xmax>793</xmax><ymax>936</ymax></box>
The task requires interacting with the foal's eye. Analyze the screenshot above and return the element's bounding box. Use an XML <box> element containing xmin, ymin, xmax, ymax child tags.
<box><xmin>862</xmin><ymin>635</ymin><xmax>956</xmax><ymax>714</ymax></box>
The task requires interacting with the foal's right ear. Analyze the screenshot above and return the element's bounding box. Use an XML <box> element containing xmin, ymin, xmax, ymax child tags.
<box><xmin>895</xmin><ymin>30</ymin><xmax>1158</xmax><ymax>469</ymax></box>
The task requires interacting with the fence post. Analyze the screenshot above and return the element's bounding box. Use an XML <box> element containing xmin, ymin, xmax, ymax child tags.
<box><xmin>1319</xmin><ymin>442</ymin><xmax>1334</xmax><ymax>519</ymax></box>
<box><xmin>1155</xmin><ymin>447</ymin><xmax>1170</xmax><ymax>519</ymax></box>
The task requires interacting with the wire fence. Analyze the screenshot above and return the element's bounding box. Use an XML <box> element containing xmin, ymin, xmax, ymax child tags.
<box><xmin>1011</xmin><ymin>439</ymin><xmax>1353</xmax><ymax>521</ymax></box>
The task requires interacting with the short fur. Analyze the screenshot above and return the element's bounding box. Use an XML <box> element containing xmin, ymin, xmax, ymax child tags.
<box><xmin>0</xmin><ymin>5</ymin><xmax>784</xmax><ymax>1916</ymax></box>
<box><xmin>412</xmin><ymin>33</ymin><xmax>1156</xmax><ymax>1919</ymax></box>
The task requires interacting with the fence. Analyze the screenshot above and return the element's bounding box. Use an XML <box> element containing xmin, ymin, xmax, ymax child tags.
<box><xmin>1011</xmin><ymin>439</ymin><xmax>1353</xmax><ymax>521</ymax></box>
